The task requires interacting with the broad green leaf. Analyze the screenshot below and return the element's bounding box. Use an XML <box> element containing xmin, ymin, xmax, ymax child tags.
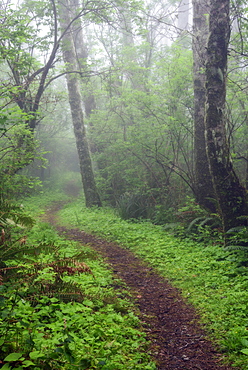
<box><xmin>29</xmin><ymin>351</ymin><xmax>44</xmax><ymax>360</ymax></box>
<box><xmin>83</xmin><ymin>299</ymin><xmax>94</xmax><ymax>306</ymax></box>
<box><xmin>4</xmin><ymin>353</ymin><xmax>22</xmax><ymax>361</ymax></box>
<box><xmin>241</xmin><ymin>338</ymin><xmax>248</xmax><ymax>347</ymax></box>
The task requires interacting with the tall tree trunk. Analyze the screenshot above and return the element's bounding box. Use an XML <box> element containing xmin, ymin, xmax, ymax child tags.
<box><xmin>119</xmin><ymin>5</ymin><xmax>144</xmax><ymax>91</ymax></box>
<box><xmin>59</xmin><ymin>0</ymin><xmax>102</xmax><ymax>207</ymax></box>
<box><xmin>205</xmin><ymin>0</ymin><xmax>248</xmax><ymax>231</ymax></box>
<box><xmin>192</xmin><ymin>0</ymin><xmax>216</xmax><ymax>212</ymax></box>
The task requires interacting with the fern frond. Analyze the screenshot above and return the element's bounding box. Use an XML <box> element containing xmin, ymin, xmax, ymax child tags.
<box><xmin>226</xmin><ymin>226</ymin><xmax>247</xmax><ymax>233</ymax></box>
<box><xmin>237</xmin><ymin>215</ymin><xmax>248</xmax><ymax>220</ymax></box>
<box><xmin>187</xmin><ymin>216</ymin><xmax>220</xmax><ymax>233</ymax></box>
<box><xmin>26</xmin><ymin>278</ymin><xmax>84</xmax><ymax>302</ymax></box>
<box><xmin>187</xmin><ymin>217</ymin><xmax>206</xmax><ymax>232</ymax></box>
<box><xmin>48</xmin><ymin>258</ymin><xmax>94</xmax><ymax>277</ymax></box>
<box><xmin>225</xmin><ymin>245</ymin><xmax>248</xmax><ymax>251</ymax></box>
<box><xmin>0</xmin><ymin>241</ymin><xmax>34</xmax><ymax>261</ymax></box>
<box><xmin>198</xmin><ymin>217</ymin><xmax>216</xmax><ymax>228</ymax></box>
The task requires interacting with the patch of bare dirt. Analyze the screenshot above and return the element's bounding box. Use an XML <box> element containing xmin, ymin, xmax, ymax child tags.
<box><xmin>44</xmin><ymin>203</ymin><xmax>237</xmax><ymax>370</ymax></box>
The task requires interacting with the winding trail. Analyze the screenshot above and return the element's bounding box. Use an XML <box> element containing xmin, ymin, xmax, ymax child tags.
<box><xmin>45</xmin><ymin>202</ymin><xmax>237</xmax><ymax>370</ymax></box>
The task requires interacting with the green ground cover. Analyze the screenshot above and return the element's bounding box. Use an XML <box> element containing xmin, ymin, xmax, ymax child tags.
<box><xmin>0</xmin><ymin>193</ymin><xmax>156</xmax><ymax>370</ymax></box>
<box><xmin>58</xmin><ymin>197</ymin><xmax>248</xmax><ymax>369</ymax></box>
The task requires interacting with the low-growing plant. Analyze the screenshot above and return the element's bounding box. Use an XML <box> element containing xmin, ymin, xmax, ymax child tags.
<box><xmin>116</xmin><ymin>192</ymin><xmax>150</xmax><ymax>220</ymax></box>
<box><xmin>151</xmin><ymin>205</ymin><xmax>176</xmax><ymax>224</ymax></box>
<box><xmin>0</xmin><ymin>220</ymin><xmax>156</xmax><ymax>370</ymax></box>
<box><xmin>175</xmin><ymin>196</ymin><xmax>208</xmax><ymax>225</ymax></box>
<box><xmin>226</xmin><ymin>226</ymin><xmax>248</xmax><ymax>248</ymax></box>
<box><xmin>0</xmin><ymin>197</ymin><xmax>35</xmax><ymax>279</ymax></box>
<box><xmin>58</xmin><ymin>199</ymin><xmax>248</xmax><ymax>369</ymax></box>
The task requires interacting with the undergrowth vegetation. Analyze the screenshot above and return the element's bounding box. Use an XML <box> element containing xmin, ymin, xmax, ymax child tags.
<box><xmin>59</xmin><ymin>197</ymin><xmax>248</xmax><ymax>370</ymax></box>
<box><xmin>3</xmin><ymin>188</ymin><xmax>248</xmax><ymax>369</ymax></box>
<box><xmin>0</xmin><ymin>193</ymin><xmax>155</xmax><ymax>370</ymax></box>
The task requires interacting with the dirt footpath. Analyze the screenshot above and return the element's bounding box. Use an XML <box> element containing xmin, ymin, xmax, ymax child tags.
<box><xmin>45</xmin><ymin>203</ymin><xmax>237</xmax><ymax>370</ymax></box>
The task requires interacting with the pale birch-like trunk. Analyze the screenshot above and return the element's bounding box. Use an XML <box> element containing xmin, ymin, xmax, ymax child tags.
<box><xmin>205</xmin><ymin>0</ymin><xmax>248</xmax><ymax>231</ymax></box>
<box><xmin>59</xmin><ymin>0</ymin><xmax>101</xmax><ymax>207</ymax></box>
<box><xmin>192</xmin><ymin>0</ymin><xmax>216</xmax><ymax>212</ymax></box>
<box><xmin>119</xmin><ymin>5</ymin><xmax>144</xmax><ymax>91</ymax></box>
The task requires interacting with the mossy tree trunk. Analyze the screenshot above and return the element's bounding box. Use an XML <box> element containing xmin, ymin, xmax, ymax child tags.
<box><xmin>59</xmin><ymin>0</ymin><xmax>102</xmax><ymax>207</ymax></box>
<box><xmin>205</xmin><ymin>0</ymin><xmax>248</xmax><ymax>231</ymax></box>
<box><xmin>192</xmin><ymin>0</ymin><xmax>216</xmax><ymax>213</ymax></box>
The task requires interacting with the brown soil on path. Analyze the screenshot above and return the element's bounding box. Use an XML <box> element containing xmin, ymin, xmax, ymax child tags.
<box><xmin>44</xmin><ymin>202</ymin><xmax>237</xmax><ymax>370</ymax></box>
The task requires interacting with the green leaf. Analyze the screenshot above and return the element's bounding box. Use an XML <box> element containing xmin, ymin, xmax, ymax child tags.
<box><xmin>1</xmin><ymin>364</ymin><xmax>12</xmax><ymax>370</ymax></box>
<box><xmin>22</xmin><ymin>360</ymin><xmax>35</xmax><ymax>367</ymax></box>
<box><xmin>83</xmin><ymin>299</ymin><xmax>94</xmax><ymax>306</ymax></box>
<box><xmin>4</xmin><ymin>352</ymin><xmax>23</xmax><ymax>361</ymax></box>
<box><xmin>241</xmin><ymin>348</ymin><xmax>248</xmax><ymax>355</ymax></box>
<box><xmin>29</xmin><ymin>351</ymin><xmax>44</xmax><ymax>360</ymax></box>
<box><xmin>241</xmin><ymin>338</ymin><xmax>248</xmax><ymax>347</ymax></box>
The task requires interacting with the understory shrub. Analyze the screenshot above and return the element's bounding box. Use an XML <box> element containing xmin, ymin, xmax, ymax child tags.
<box><xmin>116</xmin><ymin>192</ymin><xmax>150</xmax><ymax>220</ymax></box>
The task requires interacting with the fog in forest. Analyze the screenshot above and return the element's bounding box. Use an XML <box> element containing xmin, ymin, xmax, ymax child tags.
<box><xmin>1</xmin><ymin>0</ymin><xmax>248</xmax><ymax>222</ymax></box>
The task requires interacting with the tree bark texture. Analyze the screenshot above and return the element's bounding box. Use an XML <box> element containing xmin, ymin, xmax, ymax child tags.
<box><xmin>59</xmin><ymin>0</ymin><xmax>102</xmax><ymax>207</ymax></box>
<box><xmin>205</xmin><ymin>0</ymin><xmax>248</xmax><ymax>231</ymax></box>
<box><xmin>192</xmin><ymin>0</ymin><xmax>216</xmax><ymax>212</ymax></box>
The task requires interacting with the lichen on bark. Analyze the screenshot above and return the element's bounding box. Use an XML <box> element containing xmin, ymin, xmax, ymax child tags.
<box><xmin>193</xmin><ymin>0</ymin><xmax>217</xmax><ymax>212</ymax></box>
<box><xmin>59</xmin><ymin>0</ymin><xmax>101</xmax><ymax>207</ymax></box>
<box><xmin>205</xmin><ymin>0</ymin><xmax>248</xmax><ymax>231</ymax></box>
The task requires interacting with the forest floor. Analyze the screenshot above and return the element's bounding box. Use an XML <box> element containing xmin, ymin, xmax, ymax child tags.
<box><xmin>44</xmin><ymin>202</ymin><xmax>237</xmax><ymax>370</ymax></box>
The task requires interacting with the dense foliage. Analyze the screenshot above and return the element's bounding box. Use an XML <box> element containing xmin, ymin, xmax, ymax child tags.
<box><xmin>59</xmin><ymin>197</ymin><xmax>248</xmax><ymax>369</ymax></box>
<box><xmin>1</xmin><ymin>0</ymin><xmax>248</xmax><ymax>368</ymax></box>
<box><xmin>1</xmin><ymin>0</ymin><xmax>248</xmax><ymax>223</ymax></box>
<box><xmin>0</xmin><ymin>194</ymin><xmax>155</xmax><ymax>370</ymax></box>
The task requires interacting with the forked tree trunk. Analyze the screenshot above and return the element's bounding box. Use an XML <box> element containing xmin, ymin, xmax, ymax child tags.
<box><xmin>192</xmin><ymin>0</ymin><xmax>216</xmax><ymax>213</ymax></box>
<box><xmin>59</xmin><ymin>0</ymin><xmax>101</xmax><ymax>207</ymax></box>
<box><xmin>205</xmin><ymin>0</ymin><xmax>248</xmax><ymax>231</ymax></box>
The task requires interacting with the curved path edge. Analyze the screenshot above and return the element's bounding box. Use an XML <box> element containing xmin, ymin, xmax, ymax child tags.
<box><xmin>45</xmin><ymin>202</ymin><xmax>237</xmax><ymax>370</ymax></box>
